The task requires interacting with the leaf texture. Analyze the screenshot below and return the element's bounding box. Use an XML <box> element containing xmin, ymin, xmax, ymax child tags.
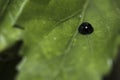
<box><xmin>7</xmin><ymin>0</ymin><xmax>120</xmax><ymax>80</ymax></box>
<box><xmin>0</xmin><ymin>0</ymin><xmax>28</xmax><ymax>51</ymax></box>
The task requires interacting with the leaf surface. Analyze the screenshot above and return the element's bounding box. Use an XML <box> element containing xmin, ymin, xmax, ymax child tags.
<box><xmin>0</xmin><ymin>0</ymin><xmax>27</xmax><ymax>51</ymax></box>
<box><xmin>16</xmin><ymin>0</ymin><xmax>120</xmax><ymax>80</ymax></box>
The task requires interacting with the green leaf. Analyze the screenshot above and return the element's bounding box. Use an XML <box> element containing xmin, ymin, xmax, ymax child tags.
<box><xmin>0</xmin><ymin>0</ymin><xmax>27</xmax><ymax>51</ymax></box>
<box><xmin>0</xmin><ymin>0</ymin><xmax>9</xmax><ymax>18</ymax></box>
<box><xmin>16</xmin><ymin>0</ymin><xmax>120</xmax><ymax>80</ymax></box>
<box><xmin>116</xmin><ymin>0</ymin><xmax>120</xmax><ymax>9</ymax></box>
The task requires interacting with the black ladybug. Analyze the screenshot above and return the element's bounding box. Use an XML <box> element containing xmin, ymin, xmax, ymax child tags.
<box><xmin>78</xmin><ymin>22</ymin><xmax>94</xmax><ymax>35</ymax></box>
